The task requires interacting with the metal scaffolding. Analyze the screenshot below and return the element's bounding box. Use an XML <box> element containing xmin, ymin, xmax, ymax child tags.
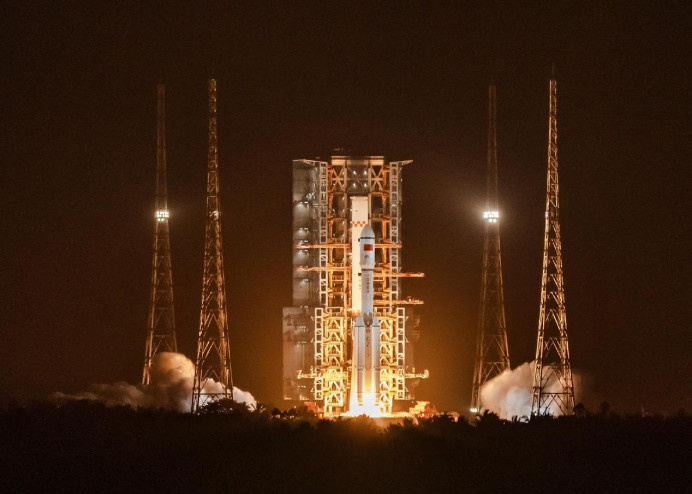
<box><xmin>471</xmin><ymin>82</ymin><xmax>511</xmax><ymax>412</ymax></box>
<box><xmin>191</xmin><ymin>78</ymin><xmax>233</xmax><ymax>413</ymax></box>
<box><xmin>531</xmin><ymin>74</ymin><xmax>575</xmax><ymax>416</ymax></box>
<box><xmin>142</xmin><ymin>83</ymin><xmax>177</xmax><ymax>385</ymax></box>
<box><xmin>283</xmin><ymin>156</ymin><xmax>428</xmax><ymax>416</ymax></box>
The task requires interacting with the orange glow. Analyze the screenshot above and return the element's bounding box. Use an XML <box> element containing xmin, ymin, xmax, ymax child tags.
<box><xmin>345</xmin><ymin>392</ymin><xmax>383</xmax><ymax>418</ymax></box>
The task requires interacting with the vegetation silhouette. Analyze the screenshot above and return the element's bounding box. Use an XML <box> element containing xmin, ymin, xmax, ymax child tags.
<box><xmin>0</xmin><ymin>401</ymin><xmax>689</xmax><ymax>492</ymax></box>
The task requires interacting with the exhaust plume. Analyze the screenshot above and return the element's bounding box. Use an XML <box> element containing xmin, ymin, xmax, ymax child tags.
<box><xmin>54</xmin><ymin>352</ymin><xmax>256</xmax><ymax>412</ymax></box>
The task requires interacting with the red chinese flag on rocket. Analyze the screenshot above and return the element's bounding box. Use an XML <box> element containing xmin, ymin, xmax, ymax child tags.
<box><xmin>364</xmin><ymin>244</ymin><xmax>373</xmax><ymax>251</ymax></box>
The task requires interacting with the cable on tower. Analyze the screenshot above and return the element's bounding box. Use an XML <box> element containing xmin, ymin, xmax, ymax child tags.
<box><xmin>531</xmin><ymin>72</ymin><xmax>575</xmax><ymax>417</ymax></box>
<box><xmin>470</xmin><ymin>82</ymin><xmax>511</xmax><ymax>413</ymax></box>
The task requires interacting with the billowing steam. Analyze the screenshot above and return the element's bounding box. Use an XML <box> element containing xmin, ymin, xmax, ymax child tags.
<box><xmin>480</xmin><ymin>361</ymin><xmax>581</xmax><ymax>419</ymax></box>
<box><xmin>480</xmin><ymin>361</ymin><xmax>534</xmax><ymax>419</ymax></box>
<box><xmin>54</xmin><ymin>352</ymin><xmax>256</xmax><ymax>412</ymax></box>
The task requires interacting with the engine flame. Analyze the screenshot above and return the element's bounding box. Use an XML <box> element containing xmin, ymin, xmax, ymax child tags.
<box><xmin>345</xmin><ymin>392</ymin><xmax>383</xmax><ymax>417</ymax></box>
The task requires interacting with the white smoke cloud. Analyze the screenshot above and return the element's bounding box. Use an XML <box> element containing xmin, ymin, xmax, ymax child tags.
<box><xmin>54</xmin><ymin>352</ymin><xmax>256</xmax><ymax>412</ymax></box>
<box><xmin>480</xmin><ymin>361</ymin><xmax>534</xmax><ymax>419</ymax></box>
<box><xmin>480</xmin><ymin>361</ymin><xmax>581</xmax><ymax>419</ymax></box>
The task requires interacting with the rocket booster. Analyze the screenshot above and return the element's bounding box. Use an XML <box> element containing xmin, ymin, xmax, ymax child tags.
<box><xmin>351</xmin><ymin>224</ymin><xmax>381</xmax><ymax>411</ymax></box>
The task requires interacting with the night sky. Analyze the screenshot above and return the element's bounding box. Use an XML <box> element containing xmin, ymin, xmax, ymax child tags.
<box><xmin>1</xmin><ymin>2</ymin><xmax>689</xmax><ymax>413</ymax></box>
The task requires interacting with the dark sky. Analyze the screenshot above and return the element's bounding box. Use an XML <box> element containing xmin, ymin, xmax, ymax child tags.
<box><xmin>1</xmin><ymin>2</ymin><xmax>689</xmax><ymax>413</ymax></box>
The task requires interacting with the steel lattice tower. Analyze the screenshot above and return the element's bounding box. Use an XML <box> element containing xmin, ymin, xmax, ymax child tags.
<box><xmin>470</xmin><ymin>82</ymin><xmax>511</xmax><ymax>413</ymax></box>
<box><xmin>531</xmin><ymin>73</ymin><xmax>575</xmax><ymax>416</ymax></box>
<box><xmin>191</xmin><ymin>78</ymin><xmax>234</xmax><ymax>413</ymax></box>
<box><xmin>142</xmin><ymin>83</ymin><xmax>177</xmax><ymax>385</ymax></box>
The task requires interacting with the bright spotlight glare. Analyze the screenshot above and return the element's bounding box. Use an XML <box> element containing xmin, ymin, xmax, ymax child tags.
<box><xmin>483</xmin><ymin>211</ymin><xmax>499</xmax><ymax>223</ymax></box>
<box><xmin>156</xmin><ymin>210</ymin><xmax>169</xmax><ymax>221</ymax></box>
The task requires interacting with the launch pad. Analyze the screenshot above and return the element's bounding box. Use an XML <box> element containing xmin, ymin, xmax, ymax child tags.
<box><xmin>283</xmin><ymin>156</ymin><xmax>429</xmax><ymax>418</ymax></box>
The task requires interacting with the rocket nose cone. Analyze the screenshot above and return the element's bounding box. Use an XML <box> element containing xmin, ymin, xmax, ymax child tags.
<box><xmin>360</xmin><ymin>224</ymin><xmax>375</xmax><ymax>238</ymax></box>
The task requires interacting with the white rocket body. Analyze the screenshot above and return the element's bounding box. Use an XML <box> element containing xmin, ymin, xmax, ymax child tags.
<box><xmin>351</xmin><ymin>224</ymin><xmax>381</xmax><ymax>412</ymax></box>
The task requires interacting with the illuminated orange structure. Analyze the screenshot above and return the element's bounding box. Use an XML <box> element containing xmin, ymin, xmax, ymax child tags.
<box><xmin>283</xmin><ymin>156</ymin><xmax>428</xmax><ymax>417</ymax></box>
<box><xmin>142</xmin><ymin>83</ymin><xmax>177</xmax><ymax>385</ymax></box>
<box><xmin>531</xmin><ymin>72</ymin><xmax>575</xmax><ymax>416</ymax></box>
<box><xmin>191</xmin><ymin>79</ymin><xmax>234</xmax><ymax>412</ymax></box>
<box><xmin>470</xmin><ymin>82</ymin><xmax>511</xmax><ymax>413</ymax></box>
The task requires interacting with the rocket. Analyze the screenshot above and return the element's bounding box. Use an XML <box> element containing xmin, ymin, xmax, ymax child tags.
<box><xmin>351</xmin><ymin>224</ymin><xmax>381</xmax><ymax>411</ymax></box>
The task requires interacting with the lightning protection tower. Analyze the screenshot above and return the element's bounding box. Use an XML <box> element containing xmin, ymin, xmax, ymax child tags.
<box><xmin>142</xmin><ymin>83</ymin><xmax>177</xmax><ymax>385</ymax></box>
<box><xmin>470</xmin><ymin>82</ymin><xmax>511</xmax><ymax>413</ymax></box>
<box><xmin>191</xmin><ymin>78</ymin><xmax>234</xmax><ymax>413</ymax></box>
<box><xmin>531</xmin><ymin>72</ymin><xmax>575</xmax><ymax>416</ymax></box>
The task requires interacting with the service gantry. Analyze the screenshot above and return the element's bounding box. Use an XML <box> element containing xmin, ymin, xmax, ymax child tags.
<box><xmin>283</xmin><ymin>156</ymin><xmax>428</xmax><ymax>417</ymax></box>
<box><xmin>191</xmin><ymin>78</ymin><xmax>234</xmax><ymax>413</ymax></box>
<box><xmin>470</xmin><ymin>82</ymin><xmax>511</xmax><ymax>413</ymax></box>
<box><xmin>531</xmin><ymin>73</ymin><xmax>576</xmax><ymax>416</ymax></box>
<box><xmin>142</xmin><ymin>83</ymin><xmax>177</xmax><ymax>385</ymax></box>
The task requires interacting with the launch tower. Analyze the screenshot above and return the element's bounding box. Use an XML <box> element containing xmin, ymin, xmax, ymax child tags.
<box><xmin>142</xmin><ymin>83</ymin><xmax>177</xmax><ymax>385</ymax></box>
<box><xmin>531</xmin><ymin>73</ymin><xmax>575</xmax><ymax>416</ymax></box>
<box><xmin>191</xmin><ymin>79</ymin><xmax>234</xmax><ymax>412</ymax></box>
<box><xmin>283</xmin><ymin>156</ymin><xmax>428</xmax><ymax>417</ymax></box>
<box><xmin>470</xmin><ymin>82</ymin><xmax>511</xmax><ymax>413</ymax></box>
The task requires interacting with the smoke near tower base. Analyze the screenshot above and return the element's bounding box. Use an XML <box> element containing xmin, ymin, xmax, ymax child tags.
<box><xmin>480</xmin><ymin>361</ymin><xmax>582</xmax><ymax>419</ymax></box>
<box><xmin>53</xmin><ymin>352</ymin><xmax>256</xmax><ymax>412</ymax></box>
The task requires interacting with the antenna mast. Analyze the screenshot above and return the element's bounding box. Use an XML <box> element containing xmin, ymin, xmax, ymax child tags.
<box><xmin>142</xmin><ymin>84</ymin><xmax>177</xmax><ymax>385</ymax></box>
<box><xmin>191</xmin><ymin>79</ymin><xmax>234</xmax><ymax>412</ymax></box>
<box><xmin>470</xmin><ymin>81</ymin><xmax>511</xmax><ymax>413</ymax></box>
<box><xmin>531</xmin><ymin>73</ymin><xmax>575</xmax><ymax>416</ymax></box>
